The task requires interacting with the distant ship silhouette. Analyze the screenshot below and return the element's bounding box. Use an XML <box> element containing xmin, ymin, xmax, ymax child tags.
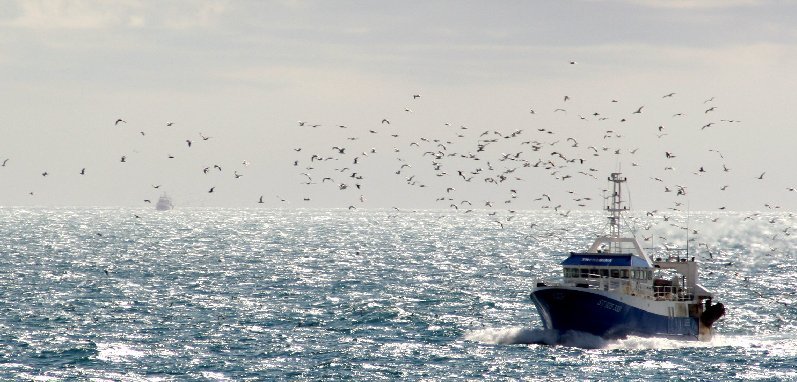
<box><xmin>155</xmin><ymin>194</ymin><xmax>174</xmax><ymax>211</ymax></box>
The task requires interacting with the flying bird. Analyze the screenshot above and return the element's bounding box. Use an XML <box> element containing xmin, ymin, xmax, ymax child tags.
<box><xmin>115</xmin><ymin>119</ymin><xmax>126</xmax><ymax>125</ymax></box>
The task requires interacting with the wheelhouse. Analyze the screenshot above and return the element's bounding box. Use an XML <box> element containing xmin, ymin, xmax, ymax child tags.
<box><xmin>561</xmin><ymin>252</ymin><xmax>652</xmax><ymax>280</ymax></box>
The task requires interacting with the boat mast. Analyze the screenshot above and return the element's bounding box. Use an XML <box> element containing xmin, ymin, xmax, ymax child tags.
<box><xmin>607</xmin><ymin>173</ymin><xmax>627</xmax><ymax>252</ymax></box>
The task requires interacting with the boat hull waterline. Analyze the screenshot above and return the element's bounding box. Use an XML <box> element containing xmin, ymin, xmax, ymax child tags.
<box><xmin>530</xmin><ymin>286</ymin><xmax>723</xmax><ymax>340</ymax></box>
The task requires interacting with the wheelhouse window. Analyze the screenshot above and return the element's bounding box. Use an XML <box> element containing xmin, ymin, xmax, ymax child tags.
<box><xmin>610</xmin><ymin>269</ymin><xmax>620</xmax><ymax>278</ymax></box>
<box><xmin>631</xmin><ymin>269</ymin><xmax>651</xmax><ymax>280</ymax></box>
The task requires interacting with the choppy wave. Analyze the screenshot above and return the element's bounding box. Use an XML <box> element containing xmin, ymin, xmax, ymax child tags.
<box><xmin>0</xmin><ymin>208</ymin><xmax>794</xmax><ymax>380</ymax></box>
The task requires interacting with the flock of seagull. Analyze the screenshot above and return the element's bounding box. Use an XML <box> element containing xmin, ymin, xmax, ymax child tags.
<box><xmin>1</xmin><ymin>120</ymin><xmax>244</xmax><ymax>209</ymax></box>
<box><xmin>288</xmin><ymin>90</ymin><xmax>795</xmax><ymax>256</ymax></box>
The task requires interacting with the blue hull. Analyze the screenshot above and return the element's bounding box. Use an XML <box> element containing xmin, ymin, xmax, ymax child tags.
<box><xmin>531</xmin><ymin>287</ymin><xmax>700</xmax><ymax>340</ymax></box>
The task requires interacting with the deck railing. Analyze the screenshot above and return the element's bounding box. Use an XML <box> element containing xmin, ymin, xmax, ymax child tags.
<box><xmin>539</xmin><ymin>276</ymin><xmax>696</xmax><ymax>302</ymax></box>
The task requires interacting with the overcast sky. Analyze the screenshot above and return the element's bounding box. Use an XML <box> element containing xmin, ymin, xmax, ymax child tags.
<box><xmin>1</xmin><ymin>0</ymin><xmax>796</xmax><ymax>211</ymax></box>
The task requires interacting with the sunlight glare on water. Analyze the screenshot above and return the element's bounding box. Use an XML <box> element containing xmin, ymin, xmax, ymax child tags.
<box><xmin>0</xmin><ymin>207</ymin><xmax>794</xmax><ymax>380</ymax></box>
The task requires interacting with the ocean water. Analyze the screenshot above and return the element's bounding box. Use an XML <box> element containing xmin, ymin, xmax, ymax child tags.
<box><xmin>0</xmin><ymin>208</ymin><xmax>795</xmax><ymax>381</ymax></box>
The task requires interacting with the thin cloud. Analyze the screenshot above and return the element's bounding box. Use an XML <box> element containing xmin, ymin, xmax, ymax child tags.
<box><xmin>601</xmin><ymin>0</ymin><xmax>766</xmax><ymax>9</ymax></box>
<box><xmin>3</xmin><ymin>0</ymin><xmax>128</xmax><ymax>29</ymax></box>
<box><xmin>2</xmin><ymin>0</ymin><xmax>228</xmax><ymax>30</ymax></box>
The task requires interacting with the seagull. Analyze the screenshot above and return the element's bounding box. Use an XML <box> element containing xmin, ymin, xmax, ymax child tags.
<box><xmin>757</xmin><ymin>172</ymin><xmax>766</xmax><ymax>180</ymax></box>
<box><xmin>258</xmin><ymin>196</ymin><xmax>264</xmax><ymax>204</ymax></box>
<box><xmin>166</xmin><ymin>122</ymin><xmax>174</xmax><ymax>126</ymax></box>
<box><xmin>115</xmin><ymin>119</ymin><xmax>126</xmax><ymax>125</ymax></box>
<box><xmin>1</xmin><ymin>159</ymin><xmax>7</xmax><ymax>167</ymax></box>
<box><xmin>381</xmin><ymin>119</ymin><xmax>390</xmax><ymax>124</ymax></box>
<box><xmin>186</xmin><ymin>139</ymin><xmax>192</xmax><ymax>147</ymax></box>
<box><xmin>80</xmin><ymin>168</ymin><xmax>86</xmax><ymax>175</ymax></box>
<box><xmin>633</xmin><ymin>106</ymin><xmax>644</xmax><ymax>114</ymax></box>
<box><xmin>208</xmin><ymin>187</ymin><xmax>215</xmax><ymax>193</ymax></box>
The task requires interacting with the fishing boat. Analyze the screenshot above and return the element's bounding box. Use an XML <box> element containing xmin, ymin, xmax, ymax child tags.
<box><xmin>155</xmin><ymin>194</ymin><xmax>174</xmax><ymax>211</ymax></box>
<box><xmin>530</xmin><ymin>173</ymin><xmax>725</xmax><ymax>340</ymax></box>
